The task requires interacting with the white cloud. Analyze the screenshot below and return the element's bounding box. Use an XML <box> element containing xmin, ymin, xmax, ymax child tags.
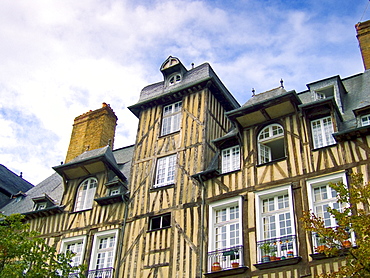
<box><xmin>0</xmin><ymin>0</ymin><xmax>367</xmax><ymax>184</ymax></box>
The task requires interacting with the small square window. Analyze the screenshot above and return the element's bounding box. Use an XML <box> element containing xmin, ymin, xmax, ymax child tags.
<box><xmin>109</xmin><ymin>187</ymin><xmax>121</xmax><ymax>196</ymax></box>
<box><xmin>149</xmin><ymin>213</ymin><xmax>171</xmax><ymax>231</ymax></box>
<box><xmin>34</xmin><ymin>202</ymin><xmax>47</xmax><ymax>211</ymax></box>
<box><xmin>361</xmin><ymin>114</ymin><xmax>370</xmax><ymax>126</ymax></box>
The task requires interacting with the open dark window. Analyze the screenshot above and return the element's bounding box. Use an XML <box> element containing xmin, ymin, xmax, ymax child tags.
<box><xmin>149</xmin><ymin>213</ymin><xmax>171</xmax><ymax>231</ymax></box>
<box><xmin>258</xmin><ymin>124</ymin><xmax>285</xmax><ymax>164</ymax></box>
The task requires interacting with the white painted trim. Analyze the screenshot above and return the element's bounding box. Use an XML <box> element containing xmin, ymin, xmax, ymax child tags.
<box><xmin>89</xmin><ymin>229</ymin><xmax>119</xmax><ymax>271</ymax></box>
<box><xmin>208</xmin><ymin>196</ymin><xmax>243</xmax><ymax>252</ymax></box>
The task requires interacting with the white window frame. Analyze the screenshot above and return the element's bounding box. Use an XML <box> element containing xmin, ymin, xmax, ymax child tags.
<box><xmin>209</xmin><ymin>197</ymin><xmax>243</xmax><ymax>252</ymax></box>
<box><xmin>89</xmin><ymin>229</ymin><xmax>119</xmax><ymax>272</ymax></box>
<box><xmin>311</xmin><ymin>116</ymin><xmax>335</xmax><ymax>149</ymax></box>
<box><xmin>74</xmin><ymin>177</ymin><xmax>98</xmax><ymax>212</ymax></box>
<box><xmin>208</xmin><ymin>197</ymin><xmax>243</xmax><ymax>271</ymax></box>
<box><xmin>360</xmin><ymin>114</ymin><xmax>370</xmax><ymax>126</ymax></box>
<box><xmin>161</xmin><ymin>101</ymin><xmax>182</xmax><ymax>136</ymax></box>
<box><xmin>221</xmin><ymin>146</ymin><xmax>240</xmax><ymax>173</ymax></box>
<box><xmin>168</xmin><ymin>73</ymin><xmax>182</xmax><ymax>86</ymax></box>
<box><xmin>307</xmin><ymin>172</ymin><xmax>348</xmax><ymax>249</ymax></box>
<box><xmin>258</xmin><ymin>124</ymin><xmax>285</xmax><ymax>164</ymax></box>
<box><xmin>34</xmin><ymin>202</ymin><xmax>47</xmax><ymax>211</ymax></box>
<box><xmin>153</xmin><ymin>154</ymin><xmax>177</xmax><ymax>188</ymax></box>
<box><xmin>255</xmin><ymin>185</ymin><xmax>297</xmax><ymax>261</ymax></box>
<box><xmin>60</xmin><ymin>235</ymin><xmax>87</xmax><ymax>268</ymax></box>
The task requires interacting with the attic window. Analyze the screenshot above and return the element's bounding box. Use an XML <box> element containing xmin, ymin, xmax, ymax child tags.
<box><xmin>169</xmin><ymin>74</ymin><xmax>181</xmax><ymax>86</ymax></box>
<box><xmin>258</xmin><ymin>124</ymin><xmax>285</xmax><ymax>164</ymax></box>
<box><xmin>34</xmin><ymin>202</ymin><xmax>47</xmax><ymax>211</ymax></box>
<box><xmin>313</xmin><ymin>86</ymin><xmax>334</xmax><ymax>101</ymax></box>
<box><xmin>361</xmin><ymin>114</ymin><xmax>370</xmax><ymax>126</ymax></box>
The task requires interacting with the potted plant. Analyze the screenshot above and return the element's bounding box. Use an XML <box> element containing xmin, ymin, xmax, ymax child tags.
<box><xmin>211</xmin><ymin>262</ymin><xmax>222</xmax><ymax>271</ymax></box>
<box><xmin>260</xmin><ymin>243</ymin><xmax>272</xmax><ymax>262</ymax></box>
<box><xmin>270</xmin><ymin>252</ymin><xmax>277</xmax><ymax>261</ymax></box>
<box><xmin>343</xmin><ymin>240</ymin><xmax>351</xmax><ymax>248</ymax></box>
<box><xmin>316</xmin><ymin>236</ymin><xmax>328</xmax><ymax>253</ymax></box>
<box><xmin>231</xmin><ymin>262</ymin><xmax>240</xmax><ymax>268</ymax></box>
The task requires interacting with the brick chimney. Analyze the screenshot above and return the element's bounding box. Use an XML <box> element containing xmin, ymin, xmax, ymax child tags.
<box><xmin>65</xmin><ymin>103</ymin><xmax>118</xmax><ymax>163</ymax></box>
<box><xmin>356</xmin><ymin>20</ymin><xmax>370</xmax><ymax>70</ymax></box>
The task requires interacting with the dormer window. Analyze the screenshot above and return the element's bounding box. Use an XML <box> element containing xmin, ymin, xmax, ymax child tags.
<box><xmin>74</xmin><ymin>177</ymin><xmax>98</xmax><ymax>211</ymax></box>
<box><xmin>361</xmin><ymin>114</ymin><xmax>370</xmax><ymax>126</ymax></box>
<box><xmin>313</xmin><ymin>86</ymin><xmax>334</xmax><ymax>101</ymax></box>
<box><xmin>221</xmin><ymin>146</ymin><xmax>240</xmax><ymax>173</ymax></box>
<box><xmin>311</xmin><ymin>116</ymin><xmax>335</xmax><ymax>148</ymax></box>
<box><xmin>258</xmin><ymin>124</ymin><xmax>285</xmax><ymax>164</ymax></box>
<box><xmin>109</xmin><ymin>186</ymin><xmax>121</xmax><ymax>196</ymax></box>
<box><xmin>34</xmin><ymin>202</ymin><xmax>47</xmax><ymax>211</ymax></box>
<box><xmin>169</xmin><ymin>74</ymin><xmax>182</xmax><ymax>86</ymax></box>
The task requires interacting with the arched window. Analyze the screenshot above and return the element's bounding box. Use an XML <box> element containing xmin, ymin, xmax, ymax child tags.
<box><xmin>74</xmin><ymin>177</ymin><xmax>98</xmax><ymax>211</ymax></box>
<box><xmin>258</xmin><ymin>124</ymin><xmax>285</xmax><ymax>164</ymax></box>
<box><xmin>168</xmin><ymin>74</ymin><xmax>181</xmax><ymax>86</ymax></box>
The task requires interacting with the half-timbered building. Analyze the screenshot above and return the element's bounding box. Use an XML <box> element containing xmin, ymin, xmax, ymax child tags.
<box><xmin>2</xmin><ymin>19</ymin><xmax>370</xmax><ymax>278</ymax></box>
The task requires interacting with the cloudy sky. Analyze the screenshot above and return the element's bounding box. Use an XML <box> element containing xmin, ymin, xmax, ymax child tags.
<box><xmin>0</xmin><ymin>0</ymin><xmax>368</xmax><ymax>185</ymax></box>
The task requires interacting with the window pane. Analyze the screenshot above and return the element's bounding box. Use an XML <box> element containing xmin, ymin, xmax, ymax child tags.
<box><xmin>161</xmin><ymin>101</ymin><xmax>182</xmax><ymax>135</ymax></box>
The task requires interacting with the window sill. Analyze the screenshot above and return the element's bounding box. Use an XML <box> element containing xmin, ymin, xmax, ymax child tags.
<box><xmin>219</xmin><ymin>168</ymin><xmax>241</xmax><ymax>176</ymax></box>
<box><xmin>257</xmin><ymin>157</ymin><xmax>287</xmax><ymax>167</ymax></box>
<box><xmin>312</xmin><ymin>143</ymin><xmax>337</xmax><ymax>151</ymax></box>
<box><xmin>204</xmin><ymin>266</ymin><xmax>249</xmax><ymax>277</ymax></box>
<box><xmin>254</xmin><ymin>256</ymin><xmax>301</xmax><ymax>270</ymax></box>
<box><xmin>70</xmin><ymin>208</ymin><xmax>92</xmax><ymax>214</ymax></box>
<box><xmin>94</xmin><ymin>193</ymin><xmax>127</xmax><ymax>206</ymax></box>
<box><xmin>158</xmin><ymin>130</ymin><xmax>180</xmax><ymax>138</ymax></box>
<box><xmin>150</xmin><ymin>183</ymin><xmax>174</xmax><ymax>191</ymax></box>
<box><xmin>147</xmin><ymin>226</ymin><xmax>171</xmax><ymax>233</ymax></box>
<box><xmin>310</xmin><ymin>247</ymin><xmax>351</xmax><ymax>260</ymax></box>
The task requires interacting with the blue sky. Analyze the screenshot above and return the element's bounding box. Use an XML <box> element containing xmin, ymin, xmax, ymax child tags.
<box><xmin>0</xmin><ymin>0</ymin><xmax>368</xmax><ymax>184</ymax></box>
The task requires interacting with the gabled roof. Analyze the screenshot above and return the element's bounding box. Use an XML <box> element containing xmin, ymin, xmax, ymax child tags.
<box><xmin>226</xmin><ymin>87</ymin><xmax>301</xmax><ymax>128</ymax></box>
<box><xmin>53</xmin><ymin>145</ymin><xmax>126</xmax><ymax>181</ymax></box>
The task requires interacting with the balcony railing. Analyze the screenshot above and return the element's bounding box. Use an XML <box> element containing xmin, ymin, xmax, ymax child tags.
<box><xmin>257</xmin><ymin>235</ymin><xmax>297</xmax><ymax>263</ymax></box>
<box><xmin>207</xmin><ymin>245</ymin><xmax>244</xmax><ymax>272</ymax></box>
<box><xmin>87</xmin><ymin>268</ymin><xmax>114</xmax><ymax>278</ymax></box>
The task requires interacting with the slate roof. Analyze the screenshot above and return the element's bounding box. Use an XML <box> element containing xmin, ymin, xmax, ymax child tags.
<box><xmin>1</xmin><ymin>145</ymin><xmax>135</xmax><ymax>216</ymax></box>
<box><xmin>241</xmin><ymin>86</ymin><xmax>288</xmax><ymax>107</ymax></box>
<box><xmin>1</xmin><ymin>172</ymin><xmax>62</xmax><ymax>215</ymax></box>
<box><xmin>129</xmin><ymin>62</ymin><xmax>240</xmax><ymax>117</ymax></box>
<box><xmin>0</xmin><ymin>164</ymin><xmax>34</xmax><ymax>208</ymax></box>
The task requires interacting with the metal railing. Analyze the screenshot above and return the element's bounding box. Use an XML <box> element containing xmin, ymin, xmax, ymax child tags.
<box><xmin>207</xmin><ymin>245</ymin><xmax>244</xmax><ymax>272</ymax></box>
<box><xmin>87</xmin><ymin>267</ymin><xmax>114</xmax><ymax>278</ymax></box>
<box><xmin>257</xmin><ymin>235</ymin><xmax>297</xmax><ymax>263</ymax></box>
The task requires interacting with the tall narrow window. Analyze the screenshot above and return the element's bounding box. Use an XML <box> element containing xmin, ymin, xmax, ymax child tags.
<box><xmin>208</xmin><ymin>197</ymin><xmax>243</xmax><ymax>271</ymax></box>
<box><xmin>311</xmin><ymin>116</ymin><xmax>335</xmax><ymax>148</ymax></box>
<box><xmin>154</xmin><ymin>154</ymin><xmax>177</xmax><ymax>188</ymax></box>
<box><xmin>161</xmin><ymin>101</ymin><xmax>182</xmax><ymax>136</ymax></box>
<box><xmin>258</xmin><ymin>124</ymin><xmax>285</xmax><ymax>164</ymax></box>
<box><xmin>307</xmin><ymin>173</ymin><xmax>348</xmax><ymax>249</ymax></box>
<box><xmin>74</xmin><ymin>177</ymin><xmax>98</xmax><ymax>211</ymax></box>
<box><xmin>361</xmin><ymin>114</ymin><xmax>370</xmax><ymax>126</ymax></box>
<box><xmin>221</xmin><ymin>146</ymin><xmax>240</xmax><ymax>173</ymax></box>
<box><xmin>60</xmin><ymin>236</ymin><xmax>87</xmax><ymax>268</ymax></box>
<box><xmin>255</xmin><ymin>186</ymin><xmax>297</xmax><ymax>263</ymax></box>
<box><xmin>89</xmin><ymin>230</ymin><xmax>118</xmax><ymax>277</ymax></box>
